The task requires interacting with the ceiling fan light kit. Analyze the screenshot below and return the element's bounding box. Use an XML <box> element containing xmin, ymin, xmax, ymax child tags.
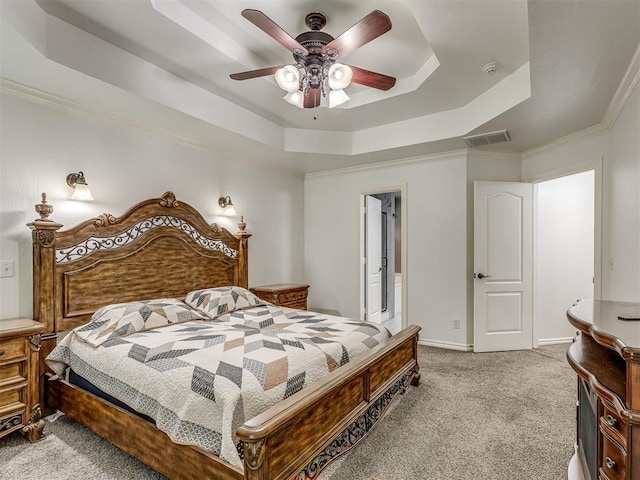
<box><xmin>231</xmin><ymin>9</ymin><xmax>396</xmax><ymax>109</ymax></box>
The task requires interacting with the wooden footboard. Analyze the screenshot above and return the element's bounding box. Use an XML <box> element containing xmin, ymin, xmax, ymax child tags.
<box><xmin>238</xmin><ymin>325</ymin><xmax>421</xmax><ymax>480</ymax></box>
<box><xmin>46</xmin><ymin>325</ymin><xmax>420</xmax><ymax>480</ymax></box>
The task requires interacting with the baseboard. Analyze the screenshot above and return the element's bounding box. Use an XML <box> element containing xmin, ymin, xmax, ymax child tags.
<box><xmin>537</xmin><ymin>337</ymin><xmax>573</xmax><ymax>346</ymax></box>
<box><xmin>418</xmin><ymin>339</ymin><xmax>473</xmax><ymax>352</ymax></box>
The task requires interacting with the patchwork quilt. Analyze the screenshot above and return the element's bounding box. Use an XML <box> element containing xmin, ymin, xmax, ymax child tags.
<box><xmin>46</xmin><ymin>302</ymin><xmax>390</xmax><ymax>469</ymax></box>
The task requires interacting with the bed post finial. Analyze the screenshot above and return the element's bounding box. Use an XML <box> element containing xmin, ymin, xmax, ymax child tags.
<box><xmin>27</xmin><ymin>193</ymin><xmax>63</xmax><ymax>334</ymax></box>
<box><xmin>235</xmin><ymin>216</ymin><xmax>251</xmax><ymax>288</ymax></box>
<box><xmin>34</xmin><ymin>192</ymin><xmax>54</xmax><ymax>221</ymax></box>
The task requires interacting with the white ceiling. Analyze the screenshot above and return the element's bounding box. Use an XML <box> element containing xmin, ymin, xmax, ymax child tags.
<box><xmin>1</xmin><ymin>0</ymin><xmax>639</xmax><ymax>173</ymax></box>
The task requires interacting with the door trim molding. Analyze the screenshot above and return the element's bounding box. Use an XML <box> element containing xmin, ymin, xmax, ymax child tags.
<box><xmin>359</xmin><ymin>184</ymin><xmax>408</xmax><ymax>329</ymax></box>
<box><xmin>526</xmin><ymin>158</ymin><xmax>602</xmax><ymax>348</ymax></box>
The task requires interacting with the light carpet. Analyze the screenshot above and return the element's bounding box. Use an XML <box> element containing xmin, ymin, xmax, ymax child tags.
<box><xmin>0</xmin><ymin>344</ymin><xmax>575</xmax><ymax>480</ymax></box>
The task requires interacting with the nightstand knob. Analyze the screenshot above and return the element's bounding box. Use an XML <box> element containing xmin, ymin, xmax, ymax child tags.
<box><xmin>605</xmin><ymin>457</ymin><xmax>616</xmax><ymax>470</ymax></box>
<box><xmin>606</xmin><ymin>415</ymin><xmax>617</xmax><ymax>428</ymax></box>
<box><xmin>0</xmin><ymin>349</ymin><xmax>4</xmax><ymax>356</ymax></box>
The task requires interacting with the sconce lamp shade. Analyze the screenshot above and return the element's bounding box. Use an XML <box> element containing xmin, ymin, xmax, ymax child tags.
<box><xmin>275</xmin><ymin>65</ymin><xmax>300</xmax><ymax>92</ymax></box>
<box><xmin>328</xmin><ymin>64</ymin><xmax>353</xmax><ymax>90</ymax></box>
<box><xmin>218</xmin><ymin>196</ymin><xmax>237</xmax><ymax>216</ymax></box>
<box><xmin>66</xmin><ymin>171</ymin><xmax>94</xmax><ymax>201</ymax></box>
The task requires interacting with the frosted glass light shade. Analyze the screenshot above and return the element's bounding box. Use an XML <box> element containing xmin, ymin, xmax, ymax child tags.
<box><xmin>275</xmin><ymin>65</ymin><xmax>300</xmax><ymax>92</ymax></box>
<box><xmin>329</xmin><ymin>89</ymin><xmax>350</xmax><ymax>108</ymax></box>
<box><xmin>71</xmin><ymin>183</ymin><xmax>94</xmax><ymax>201</ymax></box>
<box><xmin>283</xmin><ymin>91</ymin><xmax>304</xmax><ymax>108</ymax></box>
<box><xmin>328</xmin><ymin>64</ymin><xmax>353</xmax><ymax>90</ymax></box>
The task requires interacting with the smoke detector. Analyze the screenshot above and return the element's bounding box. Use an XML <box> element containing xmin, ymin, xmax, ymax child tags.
<box><xmin>483</xmin><ymin>62</ymin><xmax>499</xmax><ymax>75</ymax></box>
<box><xmin>463</xmin><ymin>129</ymin><xmax>511</xmax><ymax>148</ymax></box>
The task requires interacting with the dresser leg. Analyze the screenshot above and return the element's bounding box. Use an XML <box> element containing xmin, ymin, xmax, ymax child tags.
<box><xmin>21</xmin><ymin>406</ymin><xmax>45</xmax><ymax>442</ymax></box>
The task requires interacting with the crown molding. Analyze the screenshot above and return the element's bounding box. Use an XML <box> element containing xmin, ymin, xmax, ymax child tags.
<box><xmin>305</xmin><ymin>149</ymin><xmax>468</xmax><ymax>180</ymax></box>
<box><xmin>521</xmin><ymin>123</ymin><xmax>609</xmax><ymax>160</ymax></box>
<box><xmin>0</xmin><ymin>77</ymin><xmax>212</xmax><ymax>153</ymax></box>
<box><xmin>466</xmin><ymin>150</ymin><xmax>522</xmax><ymax>161</ymax></box>
<box><xmin>523</xmin><ymin>43</ymin><xmax>640</xmax><ymax>161</ymax></box>
<box><xmin>602</xmin><ymin>42</ymin><xmax>640</xmax><ymax>129</ymax></box>
<box><xmin>0</xmin><ymin>77</ymin><xmax>302</xmax><ymax>175</ymax></box>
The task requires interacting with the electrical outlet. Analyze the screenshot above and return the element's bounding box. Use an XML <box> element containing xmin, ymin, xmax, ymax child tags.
<box><xmin>452</xmin><ymin>318</ymin><xmax>460</xmax><ymax>329</ymax></box>
<box><xmin>0</xmin><ymin>261</ymin><xmax>14</xmax><ymax>278</ymax></box>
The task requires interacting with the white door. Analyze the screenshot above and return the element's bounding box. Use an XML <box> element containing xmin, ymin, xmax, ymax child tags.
<box><xmin>365</xmin><ymin>195</ymin><xmax>382</xmax><ymax>323</ymax></box>
<box><xmin>474</xmin><ymin>181</ymin><xmax>533</xmax><ymax>352</ymax></box>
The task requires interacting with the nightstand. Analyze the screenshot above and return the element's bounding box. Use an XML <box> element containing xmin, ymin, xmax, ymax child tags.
<box><xmin>250</xmin><ymin>284</ymin><xmax>309</xmax><ymax>310</ymax></box>
<box><xmin>0</xmin><ymin>318</ymin><xmax>45</xmax><ymax>441</ymax></box>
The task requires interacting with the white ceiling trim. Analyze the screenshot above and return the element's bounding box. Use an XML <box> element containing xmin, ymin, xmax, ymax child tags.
<box><xmin>0</xmin><ymin>77</ymin><xmax>225</xmax><ymax>156</ymax></box>
<box><xmin>601</xmin><ymin>42</ymin><xmax>640</xmax><ymax>130</ymax></box>
<box><xmin>3</xmin><ymin>0</ymin><xmax>285</xmax><ymax>149</ymax></box>
<box><xmin>522</xmin><ymin>42</ymin><xmax>640</xmax><ymax>161</ymax></box>
<box><xmin>304</xmin><ymin>148</ymin><xmax>468</xmax><ymax>180</ymax></box>
<box><xmin>6</xmin><ymin>0</ymin><xmax>532</xmax><ymax>158</ymax></box>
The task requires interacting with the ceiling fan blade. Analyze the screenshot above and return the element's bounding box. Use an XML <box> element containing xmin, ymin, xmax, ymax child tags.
<box><xmin>242</xmin><ymin>9</ymin><xmax>308</xmax><ymax>56</ymax></box>
<box><xmin>230</xmin><ymin>65</ymin><xmax>285</xmax><ymax>81</ymax></box>
<box><xmin>322</xmin><ymin>10</ymin><xmax>391</xmax><ymax>60</ymax></box>
<box><xmin>349</xmin><ymin>66</ymin><xmax>396</xmax><ymax>91</ymax></box>
<box><xmin>303</xmin><ymin>89</ymin><xmax>322</xmax><ymax>109</ymax></box>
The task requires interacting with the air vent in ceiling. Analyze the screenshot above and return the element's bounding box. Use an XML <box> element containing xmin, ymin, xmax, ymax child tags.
<box><xmin>463</xmin><ymin>129</ymin><xmax>511</xmax><ymax>148</ymax></box>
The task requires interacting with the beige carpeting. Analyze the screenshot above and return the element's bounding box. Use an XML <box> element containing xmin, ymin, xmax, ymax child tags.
<box><xmin>0</xmin><ymin>344</ymin><xmax>575</xmax><ymax>480</ymax></box>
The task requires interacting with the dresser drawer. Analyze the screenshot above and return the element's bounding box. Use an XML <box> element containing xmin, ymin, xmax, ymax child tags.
<box><xmin>600</xmin><ymin>403</ymin><xmax>628</xmax><ymax>449</ymax></box>
<box><xmin>600</xmin><ymin>430</ymin><xmax>626</xmax><ymax>480</ymax></box>
<box><xmin>0</xmin><ymin>338</ymin><xmax>26</xmax><ymax>362</ymax></box>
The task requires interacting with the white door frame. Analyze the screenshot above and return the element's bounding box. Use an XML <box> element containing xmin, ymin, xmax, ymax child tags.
<box><xmin>359</xmin><ymin>184</ymin><xmax>408</xmax><ymax>328</ymax></box>
<box><xmin>524</xmin><ymin>158</ymin><xmax>603</xmax><ymax>348</ymax></box>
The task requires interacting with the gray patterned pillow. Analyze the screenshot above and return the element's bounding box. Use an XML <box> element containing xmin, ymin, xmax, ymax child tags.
<box><xmin>185</xmin><ymin>286</ymin><xmax>265</xmax><ymax>319</ymax></box>
<box><xmin>75</xmin><ymin>298</ymin><xmax>206</xmax><ymax>346</ymax></box>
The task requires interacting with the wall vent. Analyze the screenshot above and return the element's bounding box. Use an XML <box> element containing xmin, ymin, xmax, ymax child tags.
<box><xmin>463</xmin><ymin>129</ymin><xmax>511</xmax><ymax>148</ymax></box>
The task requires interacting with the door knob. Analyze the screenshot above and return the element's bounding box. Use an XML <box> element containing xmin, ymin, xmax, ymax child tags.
<box><xmin>476</xmin><ymin>273</ymin><xmax>492</xmax><ymax>279</ymax></box>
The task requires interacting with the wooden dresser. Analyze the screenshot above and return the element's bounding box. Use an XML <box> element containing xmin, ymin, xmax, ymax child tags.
<box><xmin>250</xmin><ymin>284</ymin><xmax>309</xmax><ymax>310</ymax></box>
<box><xmin>0</xmin><ymin>318</ymin><xmax>45</xmax><ymax>441</ymax></box>
<box><xmin>566</xmin><ymin>300</ymin><xmax>640</xmax><ymax>480</ymax></box>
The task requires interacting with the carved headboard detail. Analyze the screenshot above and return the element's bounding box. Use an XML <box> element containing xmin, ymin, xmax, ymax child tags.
<box><xmin>28</xmin><ymin>191</ymin><xmax>251</xmax><ymax>334</ymax></box>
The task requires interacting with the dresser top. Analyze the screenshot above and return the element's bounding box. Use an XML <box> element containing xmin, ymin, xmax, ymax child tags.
<box><xmin>0</xmin><ymin>318</ymin><xmax>44</xmax><ymax>340</ymax></box>
<box><xmin>568</xmin><ymin>299</ymin><xmax>640</xmax><ymax>357</ymax></box>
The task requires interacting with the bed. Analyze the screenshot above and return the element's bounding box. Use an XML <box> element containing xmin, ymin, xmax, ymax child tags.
<box><xmin>28</xmin><ymin>191</ymin><xmax>421</xmax><ymax>480</ymax></box>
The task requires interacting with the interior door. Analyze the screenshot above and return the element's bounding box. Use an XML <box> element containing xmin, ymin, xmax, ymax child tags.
<box><xmin>365</xmin><ymin>195</ymin><xmax>382</xmax><ymax>323</ymax></box>
<box><xmin>474</xmin><ymin>181</ymin><xmax>533</xmax><ymax>352</ymax></box>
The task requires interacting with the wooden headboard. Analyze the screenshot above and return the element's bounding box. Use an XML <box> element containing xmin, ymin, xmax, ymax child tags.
<box><xmin>28</xmin><ymin>191</ymin><xmax>251</xmax><ymax>334</ymax></box>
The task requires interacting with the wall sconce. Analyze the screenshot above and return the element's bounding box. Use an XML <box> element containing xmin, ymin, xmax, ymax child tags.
<box><xmin>218</xmin><ymin>196</ymin><xmax>237</xmax><ymax>216</ymax></box>
<box><xmin>66</xmin><ymin>171</ymin><xmax>94</xmax><ymax>201</ymax></box>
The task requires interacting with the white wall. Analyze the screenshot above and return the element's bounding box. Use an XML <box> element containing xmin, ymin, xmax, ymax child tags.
<box><xmin>535</xmin><ymin>171</ymin><xmax>595</xmax><ymax>343</ymax></box>
<box><xmin>305</xmin><ymin>155</ymin><xmax>469</xmax><ymax>348</ymax></box>
<box><xmin>523</xmin><ymin>78</ymin><xmax>640</xmax><ymax>303</ymax></box>
<box><xmin>0</xmin><ymin>93</ymin><xmax>305</xmax><ymax>320</ymax></box>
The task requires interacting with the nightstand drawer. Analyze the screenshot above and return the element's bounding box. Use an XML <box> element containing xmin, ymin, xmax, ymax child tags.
<box><xmin>0</xmin><ymin>318</ymin><xmax>44</xmax><ymax>442</ymax></box>
<box><xmin>279</xmin><ymin>290</ymin><xmax>307</xmax><ymax>304</ymax></box>
<box><xmin>0</xmin><ymin>386</ymin><xmax>26</xmax><ymax>409</ymax></box>
<box><xmin>284</xmin><ymin>300</ymin><xmax>307</xmax><ymax>310</ymax></box>
<box><xmin>251</xmin><ymin>284</ymin><xmax>309</xmax><ymax>310</ymax></box>
<box><xmin>0</xmin><ymin>410</ymin><xmax>25</xmax><ymax>436</ymax></box>
<box><xmin>0</xmin><ymin>338</ymin><xmax>26</xmax><ymax>362</ymax></box>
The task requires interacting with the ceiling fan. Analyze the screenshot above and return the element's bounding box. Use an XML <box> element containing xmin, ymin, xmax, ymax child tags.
<box><xmin>230</xmin><ymin>9</ymin><xmax>396</xmax><ymax>109</ymax></box>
